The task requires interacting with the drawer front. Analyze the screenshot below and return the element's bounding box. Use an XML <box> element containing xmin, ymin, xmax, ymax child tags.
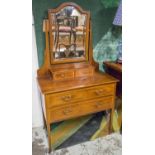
<box><xmin>46</xmin><ymin>84</ymin><xmax>115</xmax><ymax>108</ymax></box>
<box><xmin>87</xmin><ymin>84</ymin><xmax>115</xmax><ymax>99</ymax></box>
<box><xmin>46</xmin><ymin>90</ymin><xmax>86</xmax><ymax>108</ymax></box>
<box><xmin>48</xmin><ymin>96</ymin><xmax>114</xmax><ymax>123</ymax></box>
<box><xmin>48</xmin><ymin>104</ymin><xmax>81</xmax><ymax>123</ymax></box>
<box><xmin>53</xmin><ymin>70</ymin><xmax>74</xmax><ymax>80</ymax></box>
<box><xmin>75</xmin><ymin>67</ymin><xmax>94</xmax><ymax>77</ymax></box>
<box><xmin>82</xmin><ymin>96</ymin><xmax>114</xmax><ymax>115</ymax></box>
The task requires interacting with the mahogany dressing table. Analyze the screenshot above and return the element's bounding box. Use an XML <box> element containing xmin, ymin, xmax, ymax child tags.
<box><xmin>37</xmin><ymin>2</ymin><xmax>118</xmax><ymax>152</ymax></box>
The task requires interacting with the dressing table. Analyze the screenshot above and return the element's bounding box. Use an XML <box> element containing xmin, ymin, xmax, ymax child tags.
<box><xmin>37</xmin><ymin>2</ymin><xmax>118</xmax><ymax>152</ymax></box>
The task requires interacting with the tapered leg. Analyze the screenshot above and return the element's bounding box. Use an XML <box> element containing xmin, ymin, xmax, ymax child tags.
<box><xmin>109</xmin><ymin>108</ymin><xmax>114</xmax><ymax>133</ymax></box>
<box><xmin>43</xmin><ymin>114</ymin><xmax>46</xmax><ymax>129</ymax></box>
<box><xmin>47</xmin><ymin>124</ymin><xmax>51</xmax><ymax>153</ymax></box>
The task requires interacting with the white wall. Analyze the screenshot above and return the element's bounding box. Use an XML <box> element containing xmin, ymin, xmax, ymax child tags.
<box><xmin>32</xmin><ymin>19</ymin><xmax>44</xmax><ymax>128</ymax></box>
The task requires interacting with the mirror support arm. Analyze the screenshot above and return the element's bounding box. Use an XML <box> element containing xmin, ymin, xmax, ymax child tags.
<box><xmin>37</xmin><ymin>20</ymin><xmax>51</xmax><ymax>78</ymax></box>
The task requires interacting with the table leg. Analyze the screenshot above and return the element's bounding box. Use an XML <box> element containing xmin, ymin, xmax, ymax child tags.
<box><xmin>47</xmin><ymin>123</ymin><xmax>52</xmax><ymax>153</ymax></box>
<box><xmin>43</xmin><ymin>114</ymin><xmax>46</xmax><ymax>129</ymax></box>
<box><xmin>109</xmin><ymin>108</ymin><xmax>114</xmax><ymax>133</ymax></box>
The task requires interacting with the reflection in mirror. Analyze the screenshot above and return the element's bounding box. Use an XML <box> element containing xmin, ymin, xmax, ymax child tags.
<box><xmin>50</xmin><ymin>6</ymin><xmax>86</xmax><ymax>60</ymax></box>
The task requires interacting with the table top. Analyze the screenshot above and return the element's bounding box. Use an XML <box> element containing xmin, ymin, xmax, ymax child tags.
<box><xmin>37</xmin><ymin>72</ymin><xmax>119</xmax><ymax>94</ymax></box>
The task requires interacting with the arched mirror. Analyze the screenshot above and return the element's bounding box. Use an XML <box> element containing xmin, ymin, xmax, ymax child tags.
<box><xmin>48</xmin><ymin>3</ymin><xmax>90</xmax><ymax>64</ymax></box>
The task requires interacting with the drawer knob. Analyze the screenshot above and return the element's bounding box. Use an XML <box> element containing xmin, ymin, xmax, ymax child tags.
<box><xmin>60</xmin><ymin>74</ymin><xmax>65</xmax><ymax>78</ymax></box>
<box><xmin>63</xmin><ymin>109</ymin><xmax>72</xmax><ymax>115</ymax></box>
<box><xmin>61</xmin><ymin>95</ymin><xmax>72</xmax><ymax>102</ymax></box>
<box><xmin>95</xmin><ymin>102</ymin><xmax>103</xmax><ymax>108</ymax></box>
<box><xmin>95</xmin><ymin>89</ymin><xmax>103</xmax><ymax>95</ymax></box>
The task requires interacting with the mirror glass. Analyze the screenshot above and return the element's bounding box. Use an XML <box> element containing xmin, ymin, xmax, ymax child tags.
<box><xmin>50</xmin><ymin>6</ymin><xmax>87</xmax><ymax>60</ymax></box>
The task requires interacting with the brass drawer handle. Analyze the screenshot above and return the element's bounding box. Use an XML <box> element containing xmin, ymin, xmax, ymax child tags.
<box><xmin>60</xmin><ymin>73</ymin><xmax>65</xmax><ymax>78</ymax></box>
<box><xmin>95</xmin><ymin>89</ymin><xmax>103</xmax><ymax>95</ymax></box>
<box><xmin>94</xmin><ymin>102</ymin><xmax>103</xmax><ymax>108</ymax></box>
<box><xmin>56</xmin><ymin>73</ymin><xmax>65</xmax><ymax>78</ymax></box>
<box><xmin>61</xmin><ymin>95</ymin><xmax>72</xmax><ymax>102</ymax></box>
<box><xmin>63</xmin><ymin>109</ymin><xmax>72</xmax><ymax>115</ymax></box>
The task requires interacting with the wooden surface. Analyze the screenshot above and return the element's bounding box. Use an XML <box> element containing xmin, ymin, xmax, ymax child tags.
<box><xmin>104</xmin><ymin>62</ymin><xmax>122</xmax><ymax>73</ymax></box>
<box><xmin>46</xmin><ymin>83</ymin><xmax>115</xmax><ymax>108</ymax></box>
<box><xmin>37</xmin><ymin>3</ymin><xmax>118</xmax><ymax>152</ymax></box>
<box><xmin>49</xmin><ymin>66</ymin><xmax>95</xmax><ymax>81</ymax></box>
<box><xmin>48</xmin><ymin>96</ymin><xmax>114</xmax><ymax>123</ymax></box>
<box><xmin>104</xmin><ymin>62</ymin><xmax>122</xmax><ymax>97</ymax></box>
<box><xmin>37</xmin><ymin>72</ymin><xmax>118</xmax><ymax>94</ymax></box>
<box><xmin>38</xmin><ymin>73</ymin><xmax>118</xmax><ymax>153</ymax></box>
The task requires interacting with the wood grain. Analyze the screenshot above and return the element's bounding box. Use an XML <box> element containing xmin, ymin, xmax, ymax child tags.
<box><xmin>48</xmin><ymin>96</ymin><xmax>114</xmax><ymax>123</ymax></box>
<box><xmin>46</xmin><ymin>83</ymin><xmax>115</xmax><ymax>108</ymax></box>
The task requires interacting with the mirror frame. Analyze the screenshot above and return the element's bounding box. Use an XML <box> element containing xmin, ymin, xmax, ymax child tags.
<box><xmin>48</xmin><ymin>2</ymin><xmax>90</xmax><ymax>64</ymax></box>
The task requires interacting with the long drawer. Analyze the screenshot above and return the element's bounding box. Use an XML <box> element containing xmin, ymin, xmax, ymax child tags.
<box><xmin>48</xmin><ymin>96</ymin><xmax>114</xmax><ymax>123</ymax></box>
<box><xmin>46</xmin><ymin>84</ymin><xmax>115</xmax><ymax>108</ymax></box>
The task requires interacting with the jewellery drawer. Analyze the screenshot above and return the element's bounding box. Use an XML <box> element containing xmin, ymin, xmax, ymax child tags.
<box><xmin>46</xmin><ymin>84</ymin><xmax>115</xmax><ymax>108</ymax></box>
<box><xmin>50</xmin><ymin>66</ymin><xmax>95</xmax><ymax>81</ymax></box>
<box><xmin>52</xmin><ymin>70</ymin><xmax>74</xmax><ymax>81</ymax></box>
<box><xmin>48</xmin><ymin>104</ymin><xmax>81</xmax><ymax>123</ymax></box>
<box><xmin>75</xmin><ymin>67</ymin><xmax>94</xmax><ymax>77</ymax></box>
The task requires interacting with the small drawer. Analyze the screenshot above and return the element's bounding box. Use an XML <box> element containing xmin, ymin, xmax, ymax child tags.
<box><xmin>75</xmin><ymin>67</ymin><xmax>94</xmax><ymax>77</ymax></box>
<box><xmin>48</xmin><ymin>104</ymin><xmax>81</xmax><ymax>123</ymax></box>
<box><xmin>52</xmin><ymin>70</ymin><xmax>74</xmax><ymax>81</ymax></box>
